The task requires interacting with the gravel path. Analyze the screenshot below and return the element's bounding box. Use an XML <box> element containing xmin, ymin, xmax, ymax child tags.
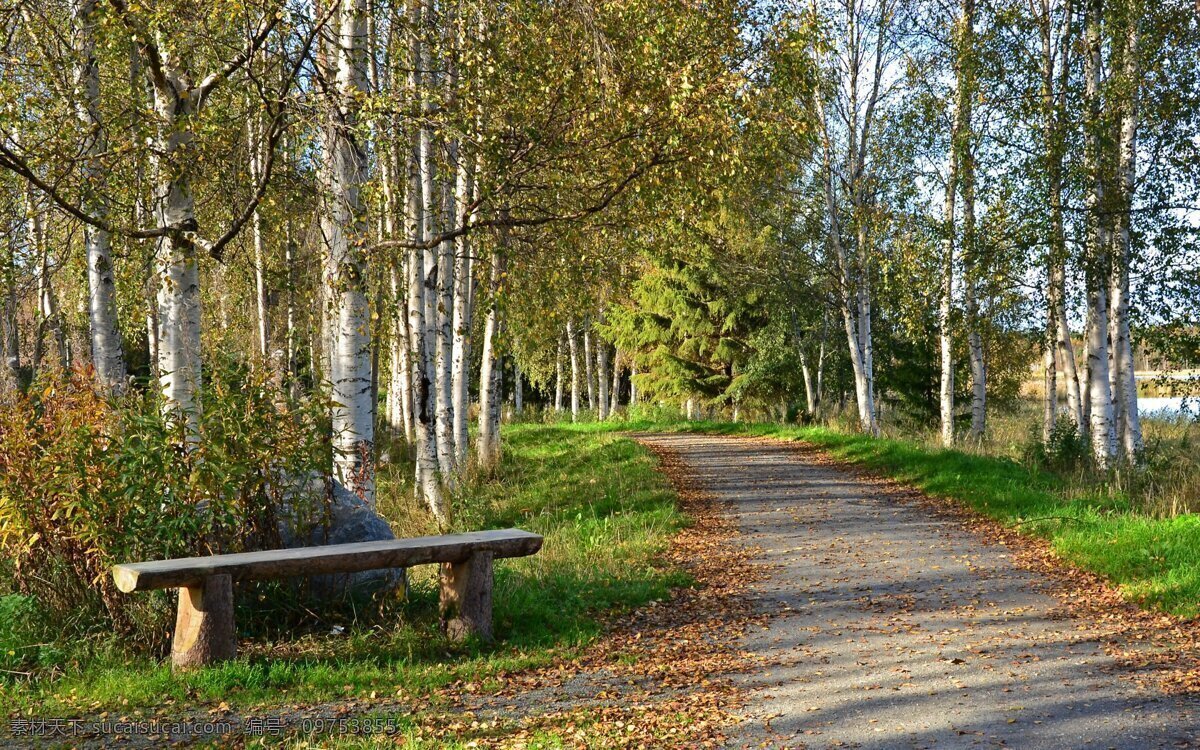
<box><xmin>635</xmin><ymin>433</ymin><xmax>1200</xmax><ymax>750</ymax></box>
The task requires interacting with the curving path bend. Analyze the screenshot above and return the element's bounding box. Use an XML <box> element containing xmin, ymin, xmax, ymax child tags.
<box><xmin>635</xmin><ymin>433</ymin><xmax>1200</xmax><ymax>750</ymax></box>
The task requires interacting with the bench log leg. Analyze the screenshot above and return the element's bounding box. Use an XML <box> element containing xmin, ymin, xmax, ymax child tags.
<box><xmin>172</xmin><ymin>574</ymin><xmax>236</xmax><ymax>669</ymax></box>
<box><xmin>439</xmin><ymin>551</ymin><xmax>494</xmax><ymax>643</ymax></box>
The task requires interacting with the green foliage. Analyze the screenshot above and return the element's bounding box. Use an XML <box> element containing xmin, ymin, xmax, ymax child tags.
<box><xmin>607</xmin><ymin>252</ymin><xmax>765</xmax><ymax>408</ymax></box>
<box><xmin>0</xmin><ymin>361</ymin><xmax>327</xmax><ymax>657</ymax></box>
<box><xmin>1023</xmin><ymin>417</ymin><xmax>1091</xmax><ymax>473</ymax></box>
<box><xmin>4</xmin><ymin>425</ymin><xmax>686</xmax><ymax>713</ymax></box>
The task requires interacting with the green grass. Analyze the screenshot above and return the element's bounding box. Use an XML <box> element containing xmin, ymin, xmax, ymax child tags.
<box><xmin>0</xmin><ymin>425</ymin><xmax>687</xmax><ymax>714</ymax></box>
<box><xmin>603</xmin><ymin>417</ymin><xmax>1200</xmax><ymax>618</ymax></box>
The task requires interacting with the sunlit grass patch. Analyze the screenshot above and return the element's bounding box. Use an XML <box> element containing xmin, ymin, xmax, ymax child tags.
<box><xmin>602</xmin><ymin>416</ymin><xmax>1200</xmax><ymax>618</ymax></box>
<box><xmin>1</xmin><ymin>425</ymin><xmax>686</xmax><ymax>714</ymax></box>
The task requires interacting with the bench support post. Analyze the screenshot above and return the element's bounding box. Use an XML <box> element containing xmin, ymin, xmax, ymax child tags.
<box><xmin>439</xmin><ymin>551</ymin><xmax>494</xmax><ymax>643</ymax></box>
<box><xmin>172</xmin><ymin>574</ymin><xmax>236</xmax><ymax>669</ymax></box>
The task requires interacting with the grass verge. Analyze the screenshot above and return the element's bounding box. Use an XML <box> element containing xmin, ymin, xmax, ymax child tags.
<box><xmin>608</xmin><ymin>418</ymin><xmax>1200</xmax><ymax>618</ymax></box>
<box><xmin>0</xmin><ymin>425</ymin><xmax>687</xmax><ymax>717</ymax></box>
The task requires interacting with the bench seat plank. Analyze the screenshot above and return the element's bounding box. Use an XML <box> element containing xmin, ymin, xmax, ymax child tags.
<box><xmin>113</xmin><ymin>529</ymin><xmax>543</xmax><ymax>593</ymax></box>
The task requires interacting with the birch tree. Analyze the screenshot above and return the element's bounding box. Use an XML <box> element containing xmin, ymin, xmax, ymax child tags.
<box><xmin>810</xmin><ymin>0</ymin><xmax>903</xmax><ymax>435</ymax></box>
<box><xmin>73</xmin><ymin>0</ymin><xmax>127</xmax><ymax>392</ymax></box>
<box><xmin>321</xmin><ymin>0</ymin><xmax>375</xmax><ymax>503</ymax></box>
<box><xmin>1082</xmin><ymin>0</ymin><xmax>1118</xmax><ymax>465</ymax></box>
<box><xmin>1108</xmin><ymin>0</ymin><xmax>1143</xmax><ymax>457</ymax></box>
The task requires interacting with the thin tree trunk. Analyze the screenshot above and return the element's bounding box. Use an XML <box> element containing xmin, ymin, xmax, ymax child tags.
<box><xmin>153</xmin><ymin>128</ymin><xmax>203</xmax><ymax>441</ymax></box>
<box><xmin>1111</xmin><ymin>9</ymin><xmax>1142</xmax><ymax>458</ymax></box>
<box><xmin>477</xmin><ymin>247</ymin><xmax>507</xmax><ymax>468</ymax></box>
<box><xmin>284</xmin><ymin>220</ymin><xmax>300</xmax><ymax>396</ymax></box>
<box><xmin>554</xmin><ymin>331</ymin><xmax>565</xmax><ymax>412</ymax></box>
<box><xmin>1083</xmin><ymin>0</ymin><xmax>1117</xmax><ymax>466</ymax></box>
<box><xmin>249</xmin><ymin>115</ymin><xmax>271</xmax><ymax>364</ymax></box>
<box><xmin>74</xmin><ymin>0</ymin><xmax>127</xmax><ymax>393</ymax></box>
<box><xmin>27</xmin><ymin>192</ymin><xmax>67</xmax><ymax>375</ymax></box>
<box><xmin>568</xmin><ymin>319</ymin><xmax>580</xmax><ymax>421</ymax></box>
<box><xmin>957</xmin><ymin>0</ymin><xmax>985</xmax><ymax>441</ymax></box>
<box><xmin>1040</xmin><ymin>1</ymin><xmax>1070</xmax><ymax>440</ymax></box>
<box><xmin>1043</xmin><ymin>273</ymin><xmax>1059</xmax><ymax>442</ymax></box>
<box><xmin>450</xmin><ymin>149</ymin><xmax>475</xmax><ymax>466</ymax></box>
<box><xmin>597</xmin><ymin>340</ymin><xmax>610</xmax><ymax>420</ymax></box>
<box><xmin>388</xmin><ymin>261</ymin><xmax>413</xmax><ymax>436</ymax></box>
<box><xmin>584</xmin><ymin>326</ymin><xmax>596</xmax><ymax>411</ymax></box>
<box><xmin>324</xmin><ymin>0</ymin><xmax>375</xmax><ymax>504</ymax></box>
<box><xmin>800</xmin><ymin>348</ymin><xmax>818</xmax><ymax>416</ymax></box>
<box><xmin>404</xmin><ymin>0</ymin><xmax>446</xmax><ymax>524</ymax></box>
<box><xmin>0</xmin><ymin>232</ymin><xmax>19</xmax><ymax>395</ymax></box>
<box><xmin>821</xmin><ymin>137</ymin><xmax>877</xmax><ymax>435</ymax></box>
<box><xmin>609</xmin><ymin>348</ymin><xmax>621</xmax><ymax>416</ymax></box>
<box><xmin>514</xmin><ymin>361</ymin><xmax>523</xmax><ymax>415</ymax></box>
<box><xmin>940</xmin><ymin>125</ymin><xmax>958</xmax><ymax>447</ymax></box>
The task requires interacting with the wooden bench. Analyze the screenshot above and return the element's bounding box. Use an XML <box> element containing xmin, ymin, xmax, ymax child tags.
<box><xmin>112</xmin><ymin>529</ymin><xmax>543</xmax><ymax>669</ymax></box>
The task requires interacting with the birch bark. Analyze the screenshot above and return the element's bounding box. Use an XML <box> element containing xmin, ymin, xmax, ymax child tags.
<box><xmin>1083</xmin><ymin>0</ymin><xmax>1117</xmax><ymax>466</ymax></box>
<box><xmin>597</xmin><ymin>341</ymin><xmax>610</xmax><ymax>420</ymax></box>
<box><xmin>1110</xmin><ymin>7</ymin><xmax>1142</xmax><ymax>457</ymax></box>
<box><xmin>609</xmin><ymin>348</ymin><xmax>621</xmax><ymax>416</ymax></box>
<box><xmin>433</xmin><ymin>9</ymin><xmax>459</xmax><ymax>478</ymax></box>
<box><xmin>405</xmin><ymin>0</ymin><xmax>447</xmax><ymax>524</ymax></box>
<box><xmin>0</xmin><ymin>233</ymin><xmax>18</xmax><ymax>395</ymax></box>
<box><xmin>955</xmin><ymin>0</ymin><xmax>985</xmax><ymax>441</ymax></box>
<box><xmin>249</xmin><ymin>113</ymin><xmax>271</xmax><ymax>365</ymax></box>
<box><xmin>74</xmin><ymin>0</ymin><xmax>127</xmax><ymax>392</ymax></box>
<box><xmin>584</xmin><ymin>327</ymin><xmax>596</xmax><ymax>411</ymax></box>
<box><xmin>567</xmin><ymin>318</ymin><xmax>580</xmax><ymax>421</ymax></box>
<box><xmin>514</xmin><ymin>361</ymin><xmax>523</xmax><ymax>415</ymax></box>
<box><xmin>450</xmin><ymin>151</ymin><xmax>474</xmax><ymax>465</ymax></box>
<box><xmin>554</xmin><ymin>331</ymin><xmax>565</xmax><ymax>412</ymax></box>
<box><xmin>324</xmin><ymin>0</ymin><xmax>375</xmax><ymax>503</ymax></box>
<box><xmin>940</xmin><ymin>128</ymin><xmax>958</xmax><ymax>447</ymax></box>
<box><xmin>476</xmin><ymin>249</ymin><xmax>507</xmax><ymax>467</ymax></box>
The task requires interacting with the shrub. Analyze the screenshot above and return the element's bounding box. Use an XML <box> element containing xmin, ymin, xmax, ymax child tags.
<box><xmin>1023</xmin><ymin>417</ymin><xmax>1090</xmax><ymax>473</ymax></box>
<box><xmin>0</xmin><ymin>360</ymin><xmax>327</xmax><ymax>654</ymax></box>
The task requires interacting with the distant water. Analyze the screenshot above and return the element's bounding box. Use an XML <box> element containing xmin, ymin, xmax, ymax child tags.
<box><xmin>1138</xmin><ymin>397</ymin><xmax>1198</xmax><ymax>419</ymax></box>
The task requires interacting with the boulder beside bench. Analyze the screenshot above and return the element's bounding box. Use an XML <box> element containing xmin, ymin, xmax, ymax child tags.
<box><xmin>112</xmin><ymin>529</ymin><xmax>543</xmax><ymax>669</ymax></box>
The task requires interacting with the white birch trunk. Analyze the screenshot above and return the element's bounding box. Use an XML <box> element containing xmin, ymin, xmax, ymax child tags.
<box><xmin>405</xmin><ymin>0</ymin><xmax>447</xmax><ymax>524</ymax></box>
<box><xmin>554</xmin><ymin>331</ymin><xmax>565</xmax><ymax>412</ymax></box>
<box><xmin>958</xmin><ymin>0</ymin><xmax>985</xmax><ymax>441</ymax></box>
<box><xmin>1039</xmin><ymin>6</ymin><xmax>1073</xmax><ymax>439</ymax></box>
<box><xmin>323</xmin><ymin>0</ymin><xmax>375</xmax><ymax>504</ymax></box>
<box><xmin>940</xmin><ymin>139</ymin><xmax>958</xmax><ymax>447</ymax></box>
<box><xmin>433</xmin><ymin>49</ymin><xmax>458</xmax><ymax>480</ymax></box>
<box><xmin>476</xmin><ymin>249</ymin><xmax>507</xmax><ymax>468</ymax></box>
<box><xmin>567</xmin><ymin>318</ymin><xmax>580</xmax><ymax>421</ymax></box>
<box><xmin>284</xmin><ymin>222</ymin><xmax>300</xmax><ymax>396</ymax></box>
<box><xmin>434</xmin><ymin>217</ymin><xmax>457</xmax><ymax>477</ymax></box>
<box><xmin>388</xmin><ymin>261</ymin><xmax>413</xmax><ymax>440</ymax></box>
<box><xmin>514</xmin><ymin>361</ymin><xmax>524</xmax><ymax>415</ymax></box>
<box><xmin>800</xmin><ymin>349</ymin><xmax>818</xmax><ymax>416</ymax></box>
<box><xmin>0</xmin><ymin>234</ymin><xmax>18</xmax><ymax>394</ymax></box>
<box><xmin>152</xmin><ymin>106</ymin><xmax>203</xmax><ymax>441</ymax></box>
<box><xmin>1083</xmin><ymin>0</ymin><xmax>1117</xmax><ymax>467</ymax></box>
<box><xmin>1110</xmin><ymin>21</ymin><xmax>1143</xmax><ymax>458</ymax></box>
<box><xmin>249</xmin><ymin>115</ymin><xmax>271</xmax><ymax>364</ymax></box>
<box><xmin>74</xmin><ymin>0</ymin><xmax>127</xmax><ymax>392</ymax></box>
<box><xmin>450</xmin><ymin>150</ymin><xmax>475</xmax><ymax>466</ymax></box>
<box><xmin>597</xmin><ymin>341</ymin><xmax>609</xmax><ymax>420</ymax></box>
<box><xmin>609</xmin><ymin>348</ymin><xmax>621</xmax><ymax>416</ymax></box>
<box><xmin>583</xmin><ymin>327</ymin><xmax>596</xmax><ymax>411</ymax></box>
<box><xmin>27</xmin><ymin>192</ymin><xmax>68</xmax><ymax>374</ymax></box>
